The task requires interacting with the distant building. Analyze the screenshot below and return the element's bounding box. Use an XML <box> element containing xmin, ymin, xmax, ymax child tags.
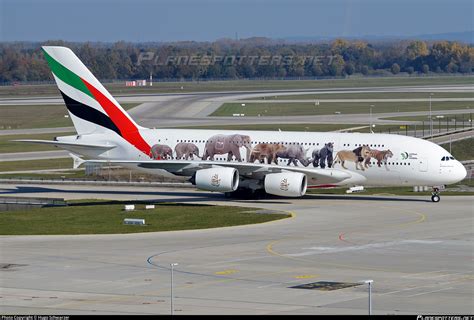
<box><xmin>125</xmin><ymin>80</ymin><xmax>147</xmax><ymax>87</ymax></box>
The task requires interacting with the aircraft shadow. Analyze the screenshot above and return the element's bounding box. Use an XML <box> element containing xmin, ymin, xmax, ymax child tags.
<box><xmin>303</xmin><ymin>193</ymin><xmax>431</xmax><ymax>203</ymax></box>
<box><xmin>0</xmin><ymin>186</ymin><xmax>224</xmax><ymax>204</ymax></box>
<box><xmin>0</xmin><ymin>186</ymin><xmax>431</xmax><ymax>203</ymax></box>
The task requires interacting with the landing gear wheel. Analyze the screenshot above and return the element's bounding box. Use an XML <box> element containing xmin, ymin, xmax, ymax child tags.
<box><xmin>431</xmin><ymin>187</ymin><xmax>441</xmax><ymax>203</ymax></box>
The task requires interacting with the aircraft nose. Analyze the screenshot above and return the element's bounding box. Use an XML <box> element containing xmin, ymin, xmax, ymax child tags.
<box><xmin>454</xmin><ymin>161</ymin><xmax>468</xmax><ymax>182</ymax></box>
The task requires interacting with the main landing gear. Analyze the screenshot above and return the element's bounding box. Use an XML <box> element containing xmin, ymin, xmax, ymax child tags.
<box><xmin>431</xmin><ymin>187</ymin><xmax>441</xmax><ymax>203</ymax></box>
<box><xmin>225</xmin><ymin>188</ymin><xmax>267</xmax><ymax>199</ymax></box>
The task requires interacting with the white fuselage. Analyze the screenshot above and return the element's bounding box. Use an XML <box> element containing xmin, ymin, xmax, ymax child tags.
<box><xmin>63</xmin><ymin>128</ymin><xmax>467</xmax><ymax>188</ymax></box>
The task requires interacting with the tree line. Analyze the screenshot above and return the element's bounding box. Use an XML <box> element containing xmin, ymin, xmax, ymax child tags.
<box><xmin>0</xmin><ymin>38</ymin><xmax>472</xmax><ymax>83</ymax></box>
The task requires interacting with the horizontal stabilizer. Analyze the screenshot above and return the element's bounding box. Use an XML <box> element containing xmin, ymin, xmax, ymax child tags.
<box><xmin>13</xmin><ymin>139</ymin><xmax>117</xmax><ymax>150</ymax></box>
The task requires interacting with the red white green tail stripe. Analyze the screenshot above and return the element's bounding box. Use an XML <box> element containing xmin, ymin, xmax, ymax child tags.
<box><xmin>42</xmin><ymin>46</ymin><xmax>151</xmax><ymax>155</ymax></box>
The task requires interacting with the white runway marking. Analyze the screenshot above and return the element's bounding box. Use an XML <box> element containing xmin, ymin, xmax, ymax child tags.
<box><xmin>292</xmin><ymin>240</ymin><xmax>442</xmax><ymax>256</ymax></box>
<box><xmin>401</xmin><ymin>270</ymin><xmax>449</xmax><ymax>279</ymax></box>
<box><xmin>405</xmin><ymin>287</ymin><xmax>454</xmax><ymax>297</ymax></box>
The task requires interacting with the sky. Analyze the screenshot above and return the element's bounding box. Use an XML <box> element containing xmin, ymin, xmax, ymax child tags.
<box><xmin>0</xmin><ymin>0</ymin><xmax>473</xmax><ymax>42</ymax></box>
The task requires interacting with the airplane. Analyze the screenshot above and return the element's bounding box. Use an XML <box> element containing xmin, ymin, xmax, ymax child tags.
<box><xmin>16</xmin><ymin>46</ymin><xmax>467</xmax><ymax>202</ymax></box>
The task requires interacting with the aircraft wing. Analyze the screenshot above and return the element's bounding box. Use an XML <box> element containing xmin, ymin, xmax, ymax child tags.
<box><xmin>73</xmin><ymin>156</ymin><xmax>352</xmax><ymax>184</ymax></box>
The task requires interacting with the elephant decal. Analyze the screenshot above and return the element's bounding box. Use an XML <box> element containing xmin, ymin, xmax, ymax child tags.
<box><xmin>175</xmin><ymin>142</ymin><xmax>200</xmax><ymax>160</ymax></box>
<box><xmin>311</xmin><ymin>142</ymin><xmax>334</xmax><ymax>169</ymax></box>
<box><xmin>249</xmin><ymin>143</ymin><xmax>286</xmax><ymax>164</ymax></box>
<box><xmin>275</xmin><ymin>145</ymin><xmax>310</xmax><ymax>167</ymax></box>
<box><xmin>150</xmin><ymin>144</ymin><xmax>173</xmax><ymax>160</ymax></box>
<box><xmin>203</xmin><ymin>134</ymin><xmax>252</xmax><ymax>162</ymax></box>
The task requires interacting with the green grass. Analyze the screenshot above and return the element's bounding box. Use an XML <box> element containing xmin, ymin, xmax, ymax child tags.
<box><xmin>247</xmin><ymin>92</ymin><xmax>474</xmax><ymax>100</ymax></box>
<box><xmin>0</xmin><ymin>103</ymin><xmax>138</xmax><ymax>130</ymax></box>
<box><xmin>1</xmin><ymin>76</ymin><xmax>473</xmax><ymax>97</ymax></box>
<box><xmin>0</xmin><ymin>171</ymin><xmax>86</xmax><ymax>179</ymax></box>
<box><xmin>0</xmin><ymin>104</ymin><xmax>73</xmax><ymax>129</ymax></box>
<box><xmin>211</xmin><ymin>101</ymin><xmax>473</xmax><ymax>117</ymax></box>
<box><xmin>0</xmin><ymin>132</ymin><xmax>75</xmax><ymax>153</ymax></box>
<box><xmin>0</xmin><ymin>158</ymin><xmax>72</xmax><ymax>172</ymax></box>
<box><xmin>382</xmin><ymin>113</ymin><xmax>473</xmax><ymax>122</ymax></box>
<box><xmin>0</xmin><ymin>201</ymin><xmax>289</xmax><ymax>235</ymax></box>
<box><xmin>440</xmin><ymin>138</ymin><xmax>474</xmax><ymax>161</ymax></box>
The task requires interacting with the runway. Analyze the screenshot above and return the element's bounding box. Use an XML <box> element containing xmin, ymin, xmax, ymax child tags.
<box><xmin>0</xmin><ymin>184</ymin><xmax>472</xmax><ymax>314</ymax></box>
<box><xmin>0</xmin><ymin>150</ymin><xmax>69</xmax><ymax>161</ymax></box>
<box><xmin>1</xmin><ymin>85</ymin><xmax>472</xmax><ymax>130</ymax></box>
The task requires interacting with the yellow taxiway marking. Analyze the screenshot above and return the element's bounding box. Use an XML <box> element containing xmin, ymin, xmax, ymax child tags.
<box><xmin>294</xmin><ymin>275</ymin><xmax>318</xmax><ymax>279</ymax></box>
<box><xmin>215</xmin><ymin>269</ymin><xmax>239</xmax><ymax>275</ymax></box>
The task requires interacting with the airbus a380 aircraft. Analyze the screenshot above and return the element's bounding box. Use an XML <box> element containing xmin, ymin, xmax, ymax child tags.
<box><xmin>18</xmin><ymin>46</ymin><xmax>467</xmax><ymax>202</ymax></box>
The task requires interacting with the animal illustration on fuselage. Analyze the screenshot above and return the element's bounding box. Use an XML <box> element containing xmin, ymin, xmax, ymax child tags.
<box><xmin>364</xmin><ymin>149</ymin><xmax>394</xmax><ymax>168</ymax></box>
<box><xmin>333</xmin><ymin>145</ymin><xmax>371</xmax><ymax>170</ymax></box>
<box><xmin>175</xmin><ymin>142</ymin><xmax>200</xmax><ymax>160</ymax></box>
<box><xmin>150</xmin><ymin>144</ymin><xmax>173</xmax><ymax>160</ymax></box>
<box><xmin>311</xmin><ymin>142</ymin><xmax>334</xmax><ymax>169</ymax></box>
<box><xmin>202</xmin><ymin>134</ymin><xmax>252</xmax><ymax>162</ymax></box>
<box><xmin>275</xmin><ymin>145</ymin><xmax>310</xmax><ymax>167</ymax></box>
<box><xmin>249</xmin><ymin>143</ymin><xmax>286</xmax><ymax>164</ymax></box>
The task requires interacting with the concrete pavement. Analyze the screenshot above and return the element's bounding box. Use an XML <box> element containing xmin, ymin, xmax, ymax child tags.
<box><xmin>0</xmin><ymin>184</ymin><xmax>472</xmax><ymax>314</ymax></box>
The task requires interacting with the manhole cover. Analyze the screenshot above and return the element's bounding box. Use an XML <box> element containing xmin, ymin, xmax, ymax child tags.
<box><xmin>290</xmin><ymin>281</ymin><xmax>362</xmax><ymax>291</ymax></box>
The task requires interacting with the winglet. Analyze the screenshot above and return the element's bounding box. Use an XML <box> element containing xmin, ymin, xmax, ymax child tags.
<box><xmin>69</xmin><ymin>153</ymin><xmax>85</xmax><ymax>169</ymax></box>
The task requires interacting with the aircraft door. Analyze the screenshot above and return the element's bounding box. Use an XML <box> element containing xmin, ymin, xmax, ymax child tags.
<box><xmin>418</xmin><ymin>158</ymin><xmax>428</xmax><ymax>172</ymax></box>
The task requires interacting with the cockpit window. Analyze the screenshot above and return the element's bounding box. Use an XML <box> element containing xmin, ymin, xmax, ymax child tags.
<box><xmin>441</xmin><ymin>156</ymin><xmax>455</xmax><ymax>161</ymax></box>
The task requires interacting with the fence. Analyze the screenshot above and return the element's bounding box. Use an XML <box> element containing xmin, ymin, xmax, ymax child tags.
<box><xmin>373</xmin><ymin>114</ymin><xmax>473</xmax><ymax>138</ymax></box>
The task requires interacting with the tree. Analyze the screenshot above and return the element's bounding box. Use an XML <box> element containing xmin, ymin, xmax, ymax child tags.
<box><xmin>331</xmin><ymin>39</ymin><xmax>349</xmax><ymax>55</ymax></box>
<box><xmin>361</xmin><ymin>65</ymin><xmax>369</xmax><ymax>75</ymax></box>
<box><xmin>406</xmin><ymin>41</ymin><xmax>429</xmax><ymax>60</ymax></box>
<box><xmin>344</xmin><ymin>63</ymin><xmax>355</xmax><ymax>76</ymax></box>
<box><xmin>311</xmin><ymin>63</ymin><xmax>324</xmax><ymax>76</ymax></box>
<box><xmin>391</xmin><ymin>63</ymin><xmax>400</xmax><ymax>74</ymax></box>
<box><xmin>459</xmin><ymin>61</ymin><xmax>472</xmax><ymax>73</ymax></box>
<box><xmin>445</xmin><ymin>61</ymin><xmax>459</xmax><ymax>73</ymax></box>
<box><xmin>329</xmin><ymin>55</ymin><xmax>345</xmax><ymax>76</ymax></box>
<box><xmin>0</xmin><ymin>39</ymin><xmax>471</xmax><ymax>82</ymax></box>
<box><xmin>422</xmin><ymin>64</ymin><xmax>430</xmax><ymax>74</ymax></box>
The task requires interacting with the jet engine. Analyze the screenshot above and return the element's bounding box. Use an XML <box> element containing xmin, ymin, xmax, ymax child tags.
<box><xmin>264</xmin><ymin>172</ymin><xmax>307</xmax><ymax>197</ymax></box>
<box><xmin>193</xmin><ymin>167</ymin><xmax>239</xmax><ymax>192</ymax></box>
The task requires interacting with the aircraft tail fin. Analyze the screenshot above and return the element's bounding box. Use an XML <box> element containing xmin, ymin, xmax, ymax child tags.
<box><xmin>42</xmin><ymin>46</ymin><xmax>151</xmax><ymax>155</ymax></box>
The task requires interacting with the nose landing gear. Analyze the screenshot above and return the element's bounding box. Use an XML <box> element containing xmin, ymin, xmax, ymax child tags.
<box><xmin>431</xmin><ymin>187</ymin><xmax>441</xmax><ymax>203</ymax></box>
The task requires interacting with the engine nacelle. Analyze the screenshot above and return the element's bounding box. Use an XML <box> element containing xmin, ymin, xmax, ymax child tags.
<box><xmin>264</xmin><ymin>172</ymin><xmax>307</xmax><ymax>197</ymax></box>
<box><xmin>194</xmin><ymin>167</ymin><xmax>239</xmax><ymax>192</ymax></box>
